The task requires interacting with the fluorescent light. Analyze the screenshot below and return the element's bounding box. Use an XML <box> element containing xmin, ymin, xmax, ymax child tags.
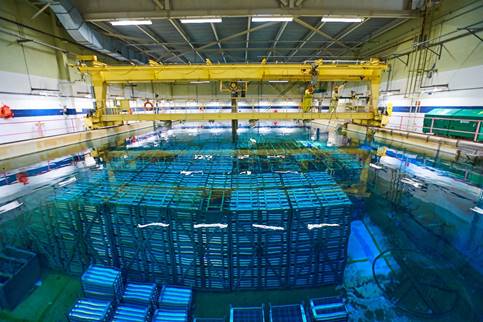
<box><xmin>57</xmin><ymin>177</ymin><xmax>77</xmax><ymax>187</ymax></box>
<box><xmin>420</xmin><ymin>84</ymin><xmax>448</xmax><ymax>93</ymax></box>
<box><xmin>180</xmin><ymin>18</ymin><xmax>222</xmax><ymax>24</ymax></box>
<box><xmin>470</xmin><ymin>207</ymin><xmax>483</xmax><ymax>215</ymax></box>
<box><xmin>307</xmin><ymin>223</ymin><xmax>340</xmax><ymax>230</ymax></box>
<box><xmin>252</xmin><ymin>224</ymin><xmax>285</xmax><ymax>231</ymax></box>
<box><xmin>269</xmin><ymin>80</ymin><xmax>288</xmax><ymax>83</ymax></box>
<box><xmin>137</xmin><ymin>222</ymin><xmax>169</xmax><ymax>228</ymax></box>
<box><xmin>252</xmin><ymin>16</ymin><xmax>293</xmax><ymax>22</ymax></box>
<box><xmin>190</xmin><ymin>81</ymin><xmax>210</xmax><ymax>84</ymax></box>
<box><xmin>322</xmin><ymin>17</ymin><xmax>364</xmax><ymax>23</ymax></box>
<box><xmin>369</xmin><ymin>163</ymin><xmax>383</xmax><ymax>170</ymax></box>
<box><xmin>193</xmin><ymin>223</ymin><xmax>228</xmax><ymax>229</ymax></box>
<box><xmin>0</xmin><ymin>201</ymin><xmax>23</xmax><ymax>214</ymax></box>
<box><xmin>400</xmin><ymin>177</ymin><xmax>423</xmax><ymax>189</ymax></box>
<box><xmin>110</xmin><ymin>20</ymin><xmax>152</xmax><ymax>26</ymax></box>
<box><xmin>380</xmin><ymin>89</ymin><xmax>401</xmax><ymax>97</ymax></box>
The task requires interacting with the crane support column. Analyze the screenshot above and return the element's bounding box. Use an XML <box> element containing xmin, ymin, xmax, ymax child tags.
<box><xmin>86</xmin><ymin>77</ymin><xmax>108</xmax><ymax>129</ymax></box>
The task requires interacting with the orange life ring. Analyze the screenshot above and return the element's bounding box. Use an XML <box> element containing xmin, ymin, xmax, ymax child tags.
<box><xmin>0</xmin><ymin>104</ymin><xmax>14</xmax><ymax>119</ymax></box>
<box><xmin>144</xmin><ymin>101</ymin><xmax>154</xmax><ymax>111</ymax></box>
<box><xmin>16</xmin><ymin>172</ymin><xmax>29</xmax><ymax>185</ymax></box>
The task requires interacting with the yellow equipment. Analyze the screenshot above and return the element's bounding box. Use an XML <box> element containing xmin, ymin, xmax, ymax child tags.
<box><xmin>77</xmin><ymin>56</ymin><xmax>387</xmax><ymax>129</ymax></box>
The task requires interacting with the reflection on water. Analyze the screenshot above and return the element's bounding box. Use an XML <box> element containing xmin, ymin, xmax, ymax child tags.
<box><xmin>0</xmin><ymin>123</ymin><xmax>481</xmax><ymax>321</ymax></box>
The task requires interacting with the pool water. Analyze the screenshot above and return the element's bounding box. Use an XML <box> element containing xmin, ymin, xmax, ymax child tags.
<box><xmin>0</xmin><ymin>124</ymin><xmax>481</xmax><ymax>321</ymax></box>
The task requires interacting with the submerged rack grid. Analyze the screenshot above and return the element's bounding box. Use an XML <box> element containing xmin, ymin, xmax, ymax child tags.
<box><xmin>230</xmin><ymin>304</ymin><xmax>265</xmax><ymax>322</ymax></box>
<box><xmin>269</xmin><ymin>303</ymin><xmax>308</xmax><ymax>322</ymax></box>
<box><xmin>309</xmin><ymin>297</ymin><xmax>348</xmax><ymax>322</ymax></box>
<box><xmin>81</xmin><ymin>265</ymin><xmax>123</xmax><ymax>301</ymax></box>
<box><xmin>111</xmin><ymin>303</ymin><xmax>150</xmax><ymax>322</ymax></box>
<box><xmin>35</xmin><ymin>143</ymin><xmax>354</xmax><ymax>290</ymax></box>
<box><xmin>68</xmin><ymin>298</ymin><xmax>113</xmax><ymax>322</ymax></box>
<box><xmin>122</xmin><ymin>282</ymin><xmax>158</xmax><ymax>307</ymax></box>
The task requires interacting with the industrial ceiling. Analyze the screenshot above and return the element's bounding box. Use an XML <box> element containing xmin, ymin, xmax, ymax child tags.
<box><xmin>40</xmin><ymin>0</ymin><xmax>422</xmax><ymax>64</ymax></box>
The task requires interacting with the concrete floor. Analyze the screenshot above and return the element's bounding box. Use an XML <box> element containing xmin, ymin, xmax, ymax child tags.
<box><xmin>0</xmin><ymin>272</ymin><xmax>81</xmax><ymax>322</ymax></box>
<box><xmin>193</xmin><ymin>286</ymin><xmax>337</xmax><ymax>319</ymax></box>
<box><xmin>0</xmin><ymin>271</ymin><xmax>337</xmax><ymax>322</ymax></box>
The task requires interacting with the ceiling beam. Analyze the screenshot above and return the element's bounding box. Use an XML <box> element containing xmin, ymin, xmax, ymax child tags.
<box><xmin>293</xmin><ymin>17</ymin><xmax>351</xmax><ymax>50</ymax></box>
<box><xmin>90</xmin><ymin>21</ymin><xmax>158</xmax><ymax>62</ymax></box>
<box><xmin>136</xmin><ymin>25</ymin><xmax>187</xmax><ymax>63</ymax></box>
<box><xmin>245</xmin><ymin>17</ymin><xmax>251</xmax><ymax>62</ymax></box>
<box><xmin>306</xmin><ymin>19</ymin><xmax>369</xmax><ymax>60</ymax></box>
<box><xmin>210</xmin><ymin>22</ymin><xmax>227</xmax><ymax>63</ymax></box>
<box><xmin>31</xmin><ymin>2</ymin><xmax>52</xmax><ymax>20</ymax></box>
<box><xmin>130</xmin><ymin>40</ymin><xmax>367</xmax><ymax>46</ymax></box>
<box><xmin>340</xmin><ymin>19</ymin><xmax>409</xmax><ymax>57</ymax></box>
<box><xmin>266</xmin><ymin>21</ymin><xmax>288</xmax><ymax>61</ymax></box>
<box><xmin>83</xmin><ymin>9</ymin><xmax>418</xmax><ymax>22</ymax></box>
<box><xmin>286</xmin><ymin>21</ymin><xmax>326</xmax><ymax>61</ymax></box>
<box><xmin>159</xmin><ymin>21</ymin><xmax>279</xmax><ymax>62</ymax></box>
<box><xmin>147</xmin><ymin>47</ymin><xmax>328</xmax><ymax>53</ymax></box>
<box><xmin>326</xmin><ymin>19</ymin><xmax>369</xmax><ymax>49</ymax></box>
<box><xmin>168</xmin><ymin>18</ymin><xmax>205</xmax><ymax>62</ymax></box>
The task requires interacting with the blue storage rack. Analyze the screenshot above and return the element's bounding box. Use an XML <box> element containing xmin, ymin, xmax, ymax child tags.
<box><xmin>111</xmin><ymin>303</ymin><xmax>150</xmax><ymax>322</ymax></box>
<box><xmin>269</xmin><ymin>304</ymin><xmax>308</xmax><ymax>322</ymax></box>
<box><xmin>309</xmin><ymin>297</ymin><xmax>348</xmax><ymax>322</ymax></box>
<box><xmin>81</xmin><ymin>265</ymin><xmax>123</xmax><ymax>301</ymax></box>
<box><xmin>38</xmin><ymin>141</ymin><xmax>355</xmax><ymax>290</ymax></box>
<box><xmin>229</xmin><ymin>189</ymin><xmax>290</xmax><ymax>289</ymax></box>
<box><xmin>187</xmin><ymin>223</ymin><xmax>230</xmax><ymax>289</ymax></box>
<box><xmin>152</xmin><ymin>306</ymin><xmax>189</xmax><ymax>322</ymax></box>
<box><xmin>50</xmin><ymin>185</ymin><xmax>89</xmax><ymax>273</ymax></box>
<box><xmin>110</xmin><ymin>186</ymin><xmax>150</xmax><ymax>277</ymax></box>
<box><xmin>122</xmin><ymin>282</ymin><xmax>157</xmax><ymax>307</ymax></box>
<box><xmin>280</xmin><ymin>172</ymin><xmax>310</xmax><ymax>188</ymax></box>
<box><xmin>139</xmin><ymin>188</ymin><xmax>174</xmax><ymax>283</ymax></box>
<box><xmin>68</xmin><ymin>298</ymin><xmax>113</xmax><ymax>322</ymax></box>
<box><xmin>78</xmin><ymin>189</ymin><xmax>118</xmax><ymax>267</ymax></box>
<box><xmin>206</xmin><ymin>174</ymin><xmax>232</xmax><ymax>189</ymax></box>
<box><xmin>158</xmin><ymin>285</ymin><xmax>192</xmax><ymax>307</ymax></box>
<box><xmin>230</xmin><ymin>305</ymin><xmax>265</xmax><ymax>322</ymax></box>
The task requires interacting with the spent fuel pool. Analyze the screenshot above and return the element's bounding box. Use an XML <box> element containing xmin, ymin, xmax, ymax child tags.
<box><xmin>0</xmin><ymin>125</ymin><xmax>482</xmax><ymax>321</ymax></box>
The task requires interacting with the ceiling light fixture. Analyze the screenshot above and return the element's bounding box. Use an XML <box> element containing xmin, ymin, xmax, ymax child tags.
<box><xmin>321</xmin><ymin>17</ymin><xmax>364</xmax><ymax>23</ymax></box>
<box><xmin>252</xmin><ymin>16</ymin><xmax>293</xmax><ymax>22</ymax></box>
<box><xmin>180</xmin><ymin>18</ymin><xmax>222</xmax><ymax>24</ymax></box>
<box><xmin>190</xmin><ymin>81</ymin><xmax>210</xmax><ymax>84</ymax></box>
<box><xmin>420</xmin><ymin>84</ymin><xmax>449</xmax><ymax>93</ymax></box>
<box><xmin>110</xmin><ymin>20</ymin><xmax>152</xmax><ymax>26</ymax></box>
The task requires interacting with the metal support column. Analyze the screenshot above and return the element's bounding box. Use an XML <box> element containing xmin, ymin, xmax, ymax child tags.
<box><xmin>231</xmin><ymin>87</ymin><xmax>238</xmax><ymax>143</ymax></box>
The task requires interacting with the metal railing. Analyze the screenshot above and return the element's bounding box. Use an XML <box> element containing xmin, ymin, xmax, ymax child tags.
<box><xmin>386</xmin><ymin>114</ymin><xmax>482</xmax><ymax>142</ymax></box>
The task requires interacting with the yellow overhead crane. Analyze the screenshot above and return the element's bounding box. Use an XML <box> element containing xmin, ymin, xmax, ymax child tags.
<box><xmin>77</xmin><ymin>56</ymin><xmax>388</xmax><ymax>130</ymax></box>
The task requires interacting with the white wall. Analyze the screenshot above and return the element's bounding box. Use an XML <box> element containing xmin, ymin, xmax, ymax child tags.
<box><xmin>0</xmin><ymin>70</ymin><xmax>94</xmax><ymax>144</ymax></box>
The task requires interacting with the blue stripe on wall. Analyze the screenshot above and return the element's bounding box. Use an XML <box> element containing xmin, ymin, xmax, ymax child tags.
<box><xmin>11</xmin><ymin>108</ymin><xmax>93</xmax><ymax>117</ymax></box>
<box><xmin>0</xmin><ymin>155</ymin><xmax>84</xmax><ymax>187</ymax></box>
<box><xmin>9</xmin><ymin>106</ymin><xmax>482</xmax><ymax>117</ymax></box>
<box><xmin>392</xmin><ymin>106</ymin><xmax>483</xmax><ymax>113</ymax></box>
